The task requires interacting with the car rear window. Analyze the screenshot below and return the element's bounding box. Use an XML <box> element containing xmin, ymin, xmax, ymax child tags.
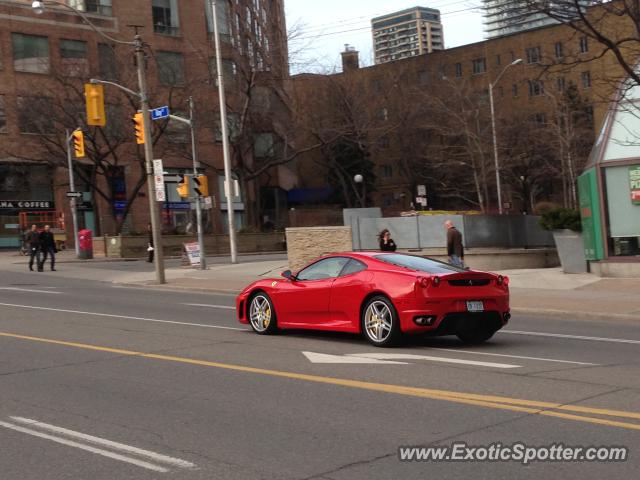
<box><xmin>374</xmin><ymin>253</ymin><xmax>466</xmax><ymax>274</ymax></box>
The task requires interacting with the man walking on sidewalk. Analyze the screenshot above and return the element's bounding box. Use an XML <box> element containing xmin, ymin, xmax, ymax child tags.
<box><xmin>25</xmin><ymin>224</ymin><xmax>42</xmax><ymax>272</ymax></box>
<box><xmin>445</xmin><ymin>220</ymin><xmax>465</xmax><ymax>268</ymax></box>
<box><xmin>39</xmin><ymin>225</ymin><xmax>57</xmax><ymax>271</ymax></box>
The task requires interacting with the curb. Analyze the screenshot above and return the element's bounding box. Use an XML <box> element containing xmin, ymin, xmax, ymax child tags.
<box><xmin>111</xmin><ymin>282</ymin><xmax>640</xmax><ymax>320</ymax></box>
<box><xmin>510</xmin><ymin>307</ymin><xmax>639</xmax><ymax>322</ymax></box>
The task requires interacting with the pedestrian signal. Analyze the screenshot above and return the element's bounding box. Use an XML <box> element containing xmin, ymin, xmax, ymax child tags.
<box><xmin>176</xmin><ymin>174</ymin><xmax>189</xmax><ymax>198</ymax></box>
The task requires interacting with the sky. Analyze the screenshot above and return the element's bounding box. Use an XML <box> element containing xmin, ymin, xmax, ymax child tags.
<box><xmin>284</xmin><ymin>0</ymin><xmax>485</xmax><ymax>73</ymax></box>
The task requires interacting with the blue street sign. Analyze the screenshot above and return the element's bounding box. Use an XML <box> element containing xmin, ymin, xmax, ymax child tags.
<box><xmin>151</xmin><ymin>106</ymin><xmax>170</xmax><ymax>121</ymax></box>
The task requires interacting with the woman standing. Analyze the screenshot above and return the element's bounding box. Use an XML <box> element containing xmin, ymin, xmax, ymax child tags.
<box><xmin>379</xmin><ymin>229</ymin><xmax>397</xmax><ymax>251</ymax></box>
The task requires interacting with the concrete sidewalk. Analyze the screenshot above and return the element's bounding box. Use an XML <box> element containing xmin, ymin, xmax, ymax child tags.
<box><xmin>2</xmin><ymin>250</ymin><xmax>638</xmax><ymax>321</ymax></box>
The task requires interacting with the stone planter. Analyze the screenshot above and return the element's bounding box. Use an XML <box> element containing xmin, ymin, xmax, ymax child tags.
<box><xmin>552</xmin><ymin>229</ymin><xmax>587</xmax><ymax>273</ymax></box>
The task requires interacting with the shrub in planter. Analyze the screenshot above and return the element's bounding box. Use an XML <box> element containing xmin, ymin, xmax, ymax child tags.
<box><xmin>539</xmin><ymin>208</ymin><xmax>585</xmax><ymax>273</ymax></box>
<box><xmin>539</xmin><ymin>208</ymin><xmax>582</xmax><ymax>232</ymax></box>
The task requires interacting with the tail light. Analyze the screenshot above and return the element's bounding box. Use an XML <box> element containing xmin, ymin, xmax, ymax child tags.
<box><xmin>432</xmin><ymin>276</ymin><xmax>441</xmax><ymax>287</ymax></box>
<box><xmin>496</xmin><ymin>275</ymin><xmax>509</xmax><ymax>287</ymax></box>
<box><xmin>497</xmin><ymin>275</ymin><xmax>504</xmax><ymax>285</ymax></box>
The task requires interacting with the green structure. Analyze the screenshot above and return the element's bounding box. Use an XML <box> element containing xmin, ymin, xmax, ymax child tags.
<box><xmin>578</xmin><ymin>77</ymin><xmax>640</xmax><ymax>267</ymax></box>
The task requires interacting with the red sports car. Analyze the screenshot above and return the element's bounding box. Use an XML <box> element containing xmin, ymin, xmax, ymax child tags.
<box><xmin>235</xmin><ymin>252</ymin><xmax>510</xmax><ymax>347</ymax></box>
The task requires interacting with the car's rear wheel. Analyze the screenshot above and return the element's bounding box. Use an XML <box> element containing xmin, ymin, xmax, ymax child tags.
<box><xmin>361</xmin><ymin>296</ymin><xmax>402</xmax><ymax>347</ymax></box>
<box><xmin>456</xmin><ymin>326</ymin><xmax>497</xmax><ymax>344</ymax></box>
<box><xmin>248</xmin><ymin>292</ymin><xmax>277</xmax><ymax>335</ymax></box>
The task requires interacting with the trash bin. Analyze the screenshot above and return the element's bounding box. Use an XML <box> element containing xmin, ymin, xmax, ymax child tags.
<box><xmin>78</xmin><ymin>229</ymin><xmax>93</xmax><ymax>259</ymax></box>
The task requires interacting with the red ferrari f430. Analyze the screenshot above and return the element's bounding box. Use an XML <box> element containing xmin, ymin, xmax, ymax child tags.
<box><xmin>236</xmin><ymin>252</ymin><xmax>510</xmax><ymax>347</ymax></box>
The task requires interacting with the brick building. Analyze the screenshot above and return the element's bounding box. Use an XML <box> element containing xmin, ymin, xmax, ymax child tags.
<box><xmin>292</xmin><ymin>5</ymin><xmax>633</xmax><ymax>214</ymax></box>
<box><xmin>0</xmin><ymin>0</ymin><xmax>293</xmax><ymax>248</ymax></box>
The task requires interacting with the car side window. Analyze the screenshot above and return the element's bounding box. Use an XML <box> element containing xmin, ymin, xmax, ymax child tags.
<box><xmin>296</xmin><ymin>257</ymin><xmax>350</xmax><ymax>281</ymax></box>
<box><xmin>339</xmin><ymin>259</ymin><xmax>367</xmax><ymax>277</ymax></box>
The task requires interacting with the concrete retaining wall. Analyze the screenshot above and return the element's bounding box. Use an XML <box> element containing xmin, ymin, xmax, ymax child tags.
<box><xmin>286</xmin><ymin>226</ymin><xmax>353</xmax><ymax>271</ymax></box>
<box><xmin>590</xmin><ymin>261</ymin><xmax>640</xmax><ymax>278</ymax></box>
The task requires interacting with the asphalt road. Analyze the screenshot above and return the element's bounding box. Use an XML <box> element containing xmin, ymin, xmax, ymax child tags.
<box><xmin>0</xmin><ymin>269</ymin><xmax>638</xmax><ymax>479</ymax></box>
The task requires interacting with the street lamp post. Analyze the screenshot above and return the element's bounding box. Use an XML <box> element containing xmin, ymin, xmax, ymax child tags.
<box><xmin>209</xmin><ymin>0</ymin><xmax>237</xmax><ymax>264</ymax></box>
<box><xmin>354</xmin><ymin>174</ymin><xmax>365</xmax><ymax>208</ymax></box>
<box><xmin>33</xmin><ymin>0</ymin><xmax>166</xmax><ymax>283</ymax></box>
<box><xmin>489</xmin><ymin>58</ymin><xmax>522</xmax><ymax>214</ymax></box>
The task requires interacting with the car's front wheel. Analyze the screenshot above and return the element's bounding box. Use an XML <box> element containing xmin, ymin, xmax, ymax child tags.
<box><xmin>248</xmin><ymin>292</ymin><xmax>277</xmax><ymax>335</ymax></box>
<box><xmin>361</xmin><ymin>295</ymin><xmax>402</xmax><ymax>347</ymax></box>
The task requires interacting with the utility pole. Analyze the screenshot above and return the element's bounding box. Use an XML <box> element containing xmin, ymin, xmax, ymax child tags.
<box><xmin>133</xmin><ymin>31</ymin><xmax>165</xmax><ymax>283</ymax></box>
<box><xmin>189</xmin><ymin>97</ymin><xmax>206</xmax><ymax>270</ymax></box>
<box><xmin>210</xmin><ymin>0</ymin><xmax>237</xmax><ymax>263</ymax></box>
<box><xmin>65</xmin><ymin>129</ymin><xmax>80</xmax><ymax>257</ymax></box>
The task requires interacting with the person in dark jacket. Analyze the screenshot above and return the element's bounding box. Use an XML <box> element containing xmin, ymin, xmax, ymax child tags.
<box><xmin>39</xmin><ymin>225</ymin><xmax>57</xmax><ymax>271</ymax></box>
<box><xmin>147</xmin><ymin>223</ymin><xmax>154</xmax><ymax>263</ymax></box>
<box><xmin>444</xmin><ymin>220</ymin><xmax>464</xmax><ymax>268</ymax></box>
<box><xmin>379</xmin><ymin>229</ymin><xmax>397</xmax><ymax>252</ymax></box>
<box><xmin>25</xmin><ymin>225</ymin><xmax>42</xmax><ymax>272</ymax></box>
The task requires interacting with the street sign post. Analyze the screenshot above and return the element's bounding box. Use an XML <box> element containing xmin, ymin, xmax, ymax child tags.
<box><xmin>154</xmin><ymin>175</ymin><xmax>166</xmax><ymax>202</ymax></box>
<box><xmin>150</xmin><ymin>106</ymin><xmax>170</xmax><ymax>121</ymax></box>
<box><xmin>66</xmin><ymin>192</ymin><xmax>83</xmax><ymax>198</ymax></box>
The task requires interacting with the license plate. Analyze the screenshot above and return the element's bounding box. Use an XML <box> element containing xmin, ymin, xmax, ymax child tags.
<box><xmin>466</xmin><ymin>301</ymin><xmax>484</xmax><ymax>312</ymax></box>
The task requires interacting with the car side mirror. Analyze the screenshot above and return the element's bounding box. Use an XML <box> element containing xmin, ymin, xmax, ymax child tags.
<box><xmin>281</xmin><ymin>269</ymin><xmax>295</xmax><ymax>280</ymax></box>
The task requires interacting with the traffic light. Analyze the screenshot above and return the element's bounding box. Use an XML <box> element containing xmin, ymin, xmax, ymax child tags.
<box><xmin>176</xmin><ymin>174</ymin><xmax>189</xmax><ymax>198</ymax></box>
<box><xmin>193</xmin><ymin>175</ymin><xmax>209</xmax><ymax>197</ymax></box>
<box><xmin>132</xmin><ymin>112</ymin><xmax>145</xmax><ymax>144</ymax></box>
<box><xmin>84</xmin><ymin>83</ymin><xmax>106</xmax><ymax>126</ymax></box>
<box><xmin>72</xmin><ymin>129</ymin><xmax>85</xmax><ymax>157</ymax></box>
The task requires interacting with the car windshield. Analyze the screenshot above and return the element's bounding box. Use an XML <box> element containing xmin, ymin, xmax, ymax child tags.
<box><xmin>374</xmin><ymin>253</ymin><xmax>466</xmax><ymax>274</ymax></box>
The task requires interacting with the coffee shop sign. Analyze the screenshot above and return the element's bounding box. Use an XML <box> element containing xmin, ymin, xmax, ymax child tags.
<box><xmin>0</xmin><ymin>200</ymin><xmax>54</xmax><ymax>210</ymax></box>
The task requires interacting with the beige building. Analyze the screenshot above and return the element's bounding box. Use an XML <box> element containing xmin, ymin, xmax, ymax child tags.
<box><xmin>372</xmin><ymin>6</ymin><xmax>443</xmax><ymax>64</ymax></box>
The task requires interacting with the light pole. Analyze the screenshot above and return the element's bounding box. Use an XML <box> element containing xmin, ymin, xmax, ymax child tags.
<box><xmin>354</xmin><ymin>174</ymin><xmax>365</xmax><ymax>208</ymax></box>
<box><xmin>33</xmin><ymin>0</ymin><xmax>166</xmax><ymax>284</ymax></box>
<box><xmin>209</xmin><ymin>0</ymin><xmax>237</xmax><ymax>263</ymax></box>
<box><xmin>489</xmin><ymin>58</ymin><xmax>522</xmax><ymax>214</ymax></box>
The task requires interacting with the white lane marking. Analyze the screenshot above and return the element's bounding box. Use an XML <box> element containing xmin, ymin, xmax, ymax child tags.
<box><xmin>500</xmin><ymin>329</ymin><xmax>640</xmax><ymax>345</ymax></box>
<box><xmin>303</xmin><ymin>351</ymin><xmax>408</xmax><ymax>364</ymax></box>
<box><xmin>10</xmin><ymin>417</ymin><xmax>196</xmax><ymax>469</ymax></box>
<box><xmin>0</xmin><ymin>420</ymin><xmax>168</xmax><ymax>472</ymax></box>
<box><xmin>0</xmin><ymin>303</ymin><xmax>245</xmax><ymax>331</ymax></box>
<box><xmin>350</xmin><ymin>353</ymin><xmax>520</xmax><ymax>369</ymax></box>
<box><xmin>425</xmin><ymin>347</ymin><xmax>598</xmax><ymax>366</ymax></box>
<box><xmin>181</xmin><ymin>303</ymin><xmax>235</xmax><ymax>310</ymax></box>
<box><xmin>0</xmin><ymin>287</ymin><xmax>63</xmax><ymax>295</ymax></box>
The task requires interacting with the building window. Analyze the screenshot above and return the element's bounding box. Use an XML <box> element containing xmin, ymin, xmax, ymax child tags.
<box><xmin>12</xmin><ymin>33</ymin><xmax>50</xmax><ymax>74</ymax></box>
<box><xmin>378</xmin><ymin>135</ymin><xmax>390</xmax><ymax>149</ymax></box>
<box><xmin>556</xmin><ymin>76</ymin><xmax>565</xmax><ymax>92</ymax></box>
<box><xmin>381</xmin><ymin>164</ymin><xmax>393</xmax><ymax>178</ymax></box>
<box><xmin>377</xmin><ymin>107</ymin><xmax>389</xmax><ymax>121</ymax></box>
<box><xmin>579</xmin><ymin>36</ymin><xmax>589</xmax><ymax>53</ymax></box>
<box><xmin>60</xmin><ymin>39</ymin><xmax>88</xmax><ymax>77</ymax></box>
<box><xmin>525</xmin><ymin>46</ymin><xmax>541</xmax><ymax>64</ymax></box>
<box><xmin>533</xmin><ymin>113</ymin><xmax>547</xmax><ymax>124</ymax></box>
<box><xmin>105</xmin><ymin>104</ymin><xmax>123</xmax><ymax>139</ymax></box>
<box><xmin>209</xmin><ymin>58</ymin><xmax>237</xmax><ymax>88</ymax></box>
<box><xmin>581</xmin><ymin>71</ymin><xmax>591</xmax><ymax>88</ymax></box>
<box><xmin>496</xmin><ymin>54</ymin><xmax>501</xmax><ymax>65</ymax></box>
<box><xmin>454</xmin><ymin>62</ymin><xmax>462</xmax><ymax>77</ymax></box>
<box><xmin>152</xmin><ymin>0</ymin><xmax>180</xmax><ymax>36</ymax></box>
<box><xmin>98</xmin><ymin>43</ymin><xmax>117</xmax><ymax>80</ymax></box>
<box><xmin>17</xmin><ymin>96</ymin><xmax>54</xmax><ymax>134</ymax></box>
<box><xmin>69</xmin><ymin>0</ymin><xmax>113</xmax><ymax>16</ymax></box>
<box><xmin>528</xmin><ymin>80</ymin><xmax>544</xmax><ymax>96</ymax></box>
<box><xmin>512</xmin><ymin>84</ymin><xmax>518</xmax><ymax>97</ymax></box>
<box><xmin>205</xmin><ymin>0</ymin><xmax>231</xmax><ymax>42</ymax></box>
<box><xmin>472</xmin><ymin>57</ymin><xmax>486</xmax><ymax>75</ymax></box>
<box><xmin>0</xmin><ymin>96</ymin><xmax>6</xmax><ymax>133</ymax></box>
<box><xmin>554</xmin><ymin>41</ymin><xmax>563</xmax><ymax>59</ymax></box>
<box><xmin>156</xmin><ymin>51</ymin><xmax>184</xmax><ymax>85</ymax></box>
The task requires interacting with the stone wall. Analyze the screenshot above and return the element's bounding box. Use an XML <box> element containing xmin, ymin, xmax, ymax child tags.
<box><xmin>286</xmin><ymin>226</ymin><xmax>353</xmax><ymax>271</ymax></box>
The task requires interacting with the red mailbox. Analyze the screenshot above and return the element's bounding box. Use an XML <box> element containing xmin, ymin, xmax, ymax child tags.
<box><xmin>78</xmin><ymin>229</ymin><xmax>93</xmax><ymax>259</ymax></box>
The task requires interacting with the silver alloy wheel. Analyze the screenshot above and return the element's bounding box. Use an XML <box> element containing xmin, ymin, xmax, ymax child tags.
<box><xmin>364</xmin><ymin>300</ymin><xmax>393</xmax><ymax>343</ymax></box>
<box><xmin>249</xmin><ymin>294</ymin><xmax>272</xmax><ymax>332</ymax></box>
